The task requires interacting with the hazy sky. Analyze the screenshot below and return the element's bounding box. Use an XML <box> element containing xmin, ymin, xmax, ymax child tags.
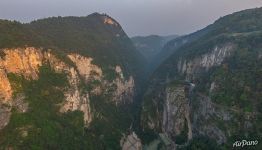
<box><xmin>1</xmin><ymin>0</ymin><xmax>262</xmax><ymax>36</ymax></box>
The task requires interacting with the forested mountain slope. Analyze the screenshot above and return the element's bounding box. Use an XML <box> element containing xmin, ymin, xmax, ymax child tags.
<box><xmin>0</xmin><ymin>13</ymin><xmax>145</xmax><ymax>149</ymax></box>
<box><xmin>140</xmin><ymin>7</ymin><xmax>262</xmax><ymax>149</ymax></box>
<box><xmin>131</xmin><ymin>34</ymin><xmax>178</xmax><ymax>62</ymax></box>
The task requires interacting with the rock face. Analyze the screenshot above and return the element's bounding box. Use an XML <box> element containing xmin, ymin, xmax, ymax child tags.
<box><xmin>162</xmin><ymin>83</ymin><xmax>232</xmax><ymax>144</ymax></box>
<box><xmin>0</xmin><ymin>69</ymin><xmax>12</xmax><ymax>102</ymax></box>
<box><xmin>141</xmin><ymin>38</ymin><xmax>261</xmax><ymax>148</ymax></box>
<box><xmin>0</xmin><ymin>47</ymin><xmax>136</xmax><ymax>129</ymax></box>
<box><xmin>139</xmin><ymin>7</ymin><xmax>262</xmax><ymax>149</ymax></box>
<box><xmin>114</xmin><ymin>77</ymin><xmax>135</xmax><ymax>104</ymax></box>
<box><xmin>0</xmin><ymin>48</ymin><xmax>43</xmax><ymax>103</ymax></box>
<box><xmin>163</xmin><ymin>85</ymin><xmax>192</xmax><ymax>141</ymax></box>
<box><xmin>121</xmin><ymin>132</ymin><xmax>142</xmax><ymax>150</ymax></box>
<box><xmin>0</xmin><ymin>48</ymin><xmax>44</xmax><ymax>129</ymax></box>
<box><xmin>0</xmin><ymin>104</ymin><xmax>11</xmax><ymax>130</ymax></box>
<box><xmin>170</xmin><ymin>44</ymin><xmax>234</xmax><ymax>143</ymax></box>
<box><xmin>0</xmin><ymin>47</ymin><xmax>93</xmax><ymax>128</ymax></box>
<box><xmin>0</xmin><ymin>48</ymin><xmax>43</xmax><ymax>79</ymax></box>
<box><xmin>191</xmin><ymin>94</ymin><xmax>231</xmax><ymax>144</ymax></box>
<box><xmin>103</xmin><ymin>16</ymin><xmax>119</xmax><ymax>26</ymax></box>
<box><xmin>141</xmin><ymin>81</ymin><xmax>233</xmax><ymax>146</ymax></box>
<box><xmin>141</xmin><ymin>39</ymin><xmax>261</xmax><ymax>148</ymax></box>
<box><xmin>177</xmin><ymin>43</ymin><xmax>235</xmax><ymax>79</ymax></box>
<box><xmin>68</xmin><ymin>54</ymin><xmax>102</xmax><ymax>82</ymax></box>
<box><xmin>0</xmin><ymin>13</ymin><xmax>145</xmax><ymax>149</ymax></box>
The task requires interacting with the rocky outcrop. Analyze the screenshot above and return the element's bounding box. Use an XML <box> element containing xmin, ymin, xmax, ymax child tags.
<box><xmin>113</xmin><ymin>76</ymin><xmax>135</xmax><ymax>104</ymax></box>
<box><xmin>140</xmin><ymin>85</ymin><xmax>165</xmax><ymax>132</ymax></box>
<box><xmin>0</xmin><ymin>47</ymin><xmax>101</xmax><ymax>128</ymax></box>
<box><xmin>163</xmin><ymin>85</ymin><xmax>192</xmax><ymax>141</ymax></box>
<box><xmin>156</xmin><ymin>81</ymin><xmax>249</xmax><ymax>145</ymax></box>
<box><xmin>120</xmin><ymin>132</ymin><xmax>142</xmax><ymax>150</ymax></box>
<box><xmin>141</xmin><ymin>79</ymin><xmax>238</xmax><ymax>146</ymax></box>
<box><xmin>0</xmin><ymin>48</ymin><xmax>43</xmax><ymax>80</ymax></box>
<box><xmin>177</xmin><ymin>43</ymin><xmax>235</xmax><ymax>79</ymax></box>
<box><xmin>113</xmin><ymin>66</ymin><xmax>135</xmax><ymax>104</ymax></box>
<box><xmin>58</xmin><ymin>67</ymin><xmax>92</xmax><ymax>126</ymax></box>
<box><xmin>0</xmin><ymin>48</ymin><xmax>44</xmax><ymax>103</ymax></box>
<box><xmin>0</xmin><ymin>69</ymin><xmax>12</xmax><ymax>102</ymax></box>
<box><xmin>41</xmin><ymin>51</ymin><xmax>93</xmax><ymax>126</ymax></box>
<box><xmin>0</xmin><ymin>47</ymin><xmax>137</xmax><ymax>129</ymax></box>
<box><xmin>140</xmin><ymin>42</ymin><xmax>237</xmax><ymax>145</ymax></box>
<box><xmin>0</xmin><ymin>48</ymin><xmax>43</xmax><ymax>129</ymax></box>
<box><xmin>68</xmin><ymin>54</ymin><xmax>102</xmax><ymax>82</ymax></box>
<box><xmin>103</xmin><ymin>16</ymin><xmax>119</xmax><ymax>26</ymax></box>
<box><xmin>190</xmin><ymin>93</ymin><xmax>250</xmax><ymax>144</ymax></box>
<box><xmin>0</xmin><ymin>104</ymin><xmax>11</xmax><ymax>130</ymax></box>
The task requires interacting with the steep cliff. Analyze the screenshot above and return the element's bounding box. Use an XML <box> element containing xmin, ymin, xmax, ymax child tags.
<box><xmin>163</xmin><ymin>84</ymin><xmax>192</xmax><ymax>142</ymax></box>
<box><xmin>0</xmin><ymin>13</ymin><xmax>144</xmax><ymax>150</ymax></box>
<box><xmin>140</xmin><ymin>7</ymin><xmax>262</xmax><ymax>149</ymax></box>
<box><xmin>121</xmin><ymin>132</ymin><xmax>142</xmax><ymax>150</ymax></box>
<box><xmin>0</xmin><ymin>47</ymin><xmax>136</xmax><ymax>127</ymax></box>
<box><xmin>0</xmin><ymin>46</ymin><xmax>137</xmax><ymax>149</ymax></box>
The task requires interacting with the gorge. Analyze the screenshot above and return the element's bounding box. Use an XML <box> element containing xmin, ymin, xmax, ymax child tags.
<box><xmin>0</xmin><ymin>7</ymin><xmax>262</xmax><ymax>150</ymax></box>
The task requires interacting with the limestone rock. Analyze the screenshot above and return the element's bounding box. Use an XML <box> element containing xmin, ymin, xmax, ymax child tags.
<box><xmin>113</xmin><ymin>66</ymin><xmax>135</xmax><ymax>104</ymax></box>
<box><xmin>0</xmin><ymin>69</ymin><xmax>12</xmax><ymax>102</ymax></box>
<box><xmin>121</xmin><ymin>132</ymin><xmax>142</xmax><ymax>150</ymax></box>
<box><xmin>0</xmin><ymin>47</ymin><xmax>98</xmax><ymax>128</ymax></box>
<box><xmin>163</xmin><ymin>85</ymin><xmax>192</xmax><ymax>142</ymax></box>
<box><xmin>103</xmin><ymin>16</ymin><xmax>119</xmax><ymax>26</ymax></box>
<box><xmin>68</xmin><ymin>54</ymin><xmax>102</xmax><ymax>82</ymax></box>
<box><xmin>177</xmin><ymin>43</ymin><xmax>235</xmax><ymax>79</ymax></box>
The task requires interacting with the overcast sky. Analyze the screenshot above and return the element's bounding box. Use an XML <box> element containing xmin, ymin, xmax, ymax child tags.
<box><xmin>1</xmin><ymin>0</ymin><xmax>262</xmax><ymax>36</ymax></box>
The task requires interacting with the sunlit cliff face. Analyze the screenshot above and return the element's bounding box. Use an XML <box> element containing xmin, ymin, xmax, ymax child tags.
<box><xmin>0</xmin><ymin>47</ymin><xmax>101</xmax><ymax>127</ymax></box>
<box><xmin>68</xmin><ymin>54</ymin><xmax>102</xmax><ymax>82</ymax></box>
<box><xmin>0</xmin><ymin>69</ymin><xmax>12</xmax><ymax>102</ymax></box>
<box><xmin>0</xmin><ymin>48</ymin><xmax>44</xmax><ymax>102</ymax></box>
<box><xmin>0</xmin><ymin>47</ymin><xmax>136</xmax><ymax>129</ymax></box>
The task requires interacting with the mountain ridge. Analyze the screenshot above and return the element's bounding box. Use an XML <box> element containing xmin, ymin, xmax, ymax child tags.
<box><xmin>140</xmin><ymin>7</ymin><xmax>262</xmax><ymax>149</ymax></box>
<box><xmin>1</xmin><ymin>7</ymin><xmax>262</xmax><ymax>150</ymax></box>
<box><xmin>0</xmin><ymin>13</ymin><xmax>145</xmax><ymax>150</ymax></box>
<box><xmin>131</xmin><ymin>34</ymin><xmax>178</xmax><ymax>62</ymax></box>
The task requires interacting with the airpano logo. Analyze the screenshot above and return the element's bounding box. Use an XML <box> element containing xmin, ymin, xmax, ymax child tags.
<box><xmin>233</xmin><ymin>140</ymin><xmax>258</xmax><ymax>148</ymax></box>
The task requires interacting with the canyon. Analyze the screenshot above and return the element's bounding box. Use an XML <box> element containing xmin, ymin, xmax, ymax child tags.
<box><xmin>0</xmin><ymin>7</ymin><xmax>262</xmax><ymax>150</ymax></box>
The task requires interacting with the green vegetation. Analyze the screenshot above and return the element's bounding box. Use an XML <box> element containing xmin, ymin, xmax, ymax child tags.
<box><xmin>27</xmin><ymin>14</ymin><xmax>145</xmax><ymax>77</ymax></box>
<box><xmin>0</xmin><ymin>13</ymin><xmax>145</xmax><ymax>149</ymax></box>
<box><xmin>0</xmin><ymin>13</ymin><xmax>145</xmax><ymax>79</ymax></box>
<box><xmin>139</xmin><ymin>129</ymin><xmax>159</xmax><ymax>145</ymax></box>
<box><xmin>0</xmin><ymin>20</ymin><xmax>33</xmax><ymax>48</ymax></box>
<box><xmin>7</xmin><ymin>73</ymin><xmax>26</xmax><ymax>97</ymax></box>
<box><xmin>154</xmin><ymin>7</ymin><xmax>262</xmax><ymax>113</ymax></box>
<box><xmin>139</xmin><ymin>89</ymin><xmax>165</xmax><ymax>144</ymax></box>
<box><xmin>155</xmin><ymin>7</ymin><xmax>262</xmax><ymax>77</ymax></box>
<box><xmin>0</xmin><ymin>50</ymin><xmax>5</xmax><ymax>58</ymax></box>
<box><xmin>168</xmin><ymin>80</ymin><xmax>185</xmax><ymax>87</ymax></box>
<box><xmin>141</xmin><ymin>7</ymin><xmax>262</xmax><ymax>150</ymax></box>
<box><xmin>174</xmin><ymin>119</ymin><xmax>188</xmax><ymax>145</ymax></box>
<box><xmin>179</xmin><ymin>136</ymin><xmax>220</xmax><ymax>150</ymax></box>
<box><xmin>0</xmin><ymin>65</ymin><xmax>101</xmax><ymax>149</ymax></box>
<box><xmin>209</xmin><ymin>34</ymin><xmax>262</xmax><ymax>109</ymax></box>
<box><xmin>104</xmin><ymin>68</ymin><xmax>118</xmax><ymax>81</ymax></box>
<box><xmin>88</xmin><ymin>94</ymin><xmax>132</xmax><ymax>149</ymax></box>
<box><xmin>131</xmin><ymin>34</ymin><xmax>178</xmax><ymax>61</ymax></box>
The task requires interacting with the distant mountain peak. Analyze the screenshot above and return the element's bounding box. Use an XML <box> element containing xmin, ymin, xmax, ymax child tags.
<box><xmin>131</xmin><ymin>34</ymin><xmax>179</xmax><ymax>61</ymax></box>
